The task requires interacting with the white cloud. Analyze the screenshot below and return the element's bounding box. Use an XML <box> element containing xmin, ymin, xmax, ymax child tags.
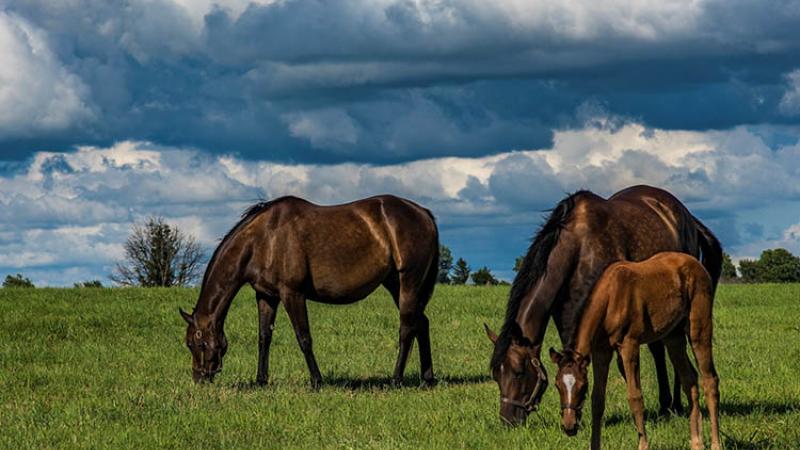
<box><xmin>0</xmin><ymin>12</ymin><xmax>93</xmax><ymax>137</ymax></box>
<box><xmin>3</xmin><ymin>122</ymin><xmax>800</xmax><ymax>284</ymax></box>
<box><xmin>780</xmin><ymin>69</ymin><xmax>800</xmax><ymax>116</ymax></box>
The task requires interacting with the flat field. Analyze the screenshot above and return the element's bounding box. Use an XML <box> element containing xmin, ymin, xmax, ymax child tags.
<box><xmin>1</xmin><ymin>284</ymin><xmax>799</xmax><ymax>449</ymax></box>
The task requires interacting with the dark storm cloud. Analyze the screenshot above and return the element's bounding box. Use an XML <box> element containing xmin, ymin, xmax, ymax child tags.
<box><xmin>2</xmin><ymin>0</ymin><xmax>800</xmax><ymax>162</ymax></box>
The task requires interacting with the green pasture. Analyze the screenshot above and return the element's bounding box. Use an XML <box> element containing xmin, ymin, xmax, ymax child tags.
<box><xmin>1</xmin><ymin>284</ymin><xmax>799</xmax><ymax>449</ymax></box>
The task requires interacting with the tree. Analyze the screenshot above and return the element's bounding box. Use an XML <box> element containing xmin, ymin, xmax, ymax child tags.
<box><xmin>738</xmin><ymin>259</ymin><xmax>761</xmax><ymax>283</ymax></box>
<box><xmin>3</xmin><ymin>274</ymin><xmax>34</xmax><ymax>288</ymax></box>
<box><xmin>111</xmin><ymin>216</ymin><xmax>204</xmax><ymax>287</ymax></box>
<box><xmin>451</xmin><ymin>257</ymin><xmax>471</xmax><ymax>285</ymax></box>
<box><xmin>513</xmin><ymin>256</ymin><xmax>524</xmax><ymax>272</ymax></box>
<box><xmin>74</xmin><ymin>280</ymin><xmax>103</xmax><ymax>288</ymax></box>
<box><xmin>737</xmin><ymin>248</ymin><xmax>800</xmax><ymax>283</ymax></box>
<box><xmin>757</xmin><ymin>248</ymin><xmax>800</xmax><ymax>283</ymax></box>
<box><xmin>471</xmin><ymin>266</ymin><xmax>499</xmax><ymax>286</ymax></box>
<box><xmin>438</xmin><ymin>244</ymin><xmax>453</xmax><ymax>284</ymax></box>
<box><xmin>721</xmin><ymin>252</ymin><xmax>737</xmax><ymax>282</ymax></box>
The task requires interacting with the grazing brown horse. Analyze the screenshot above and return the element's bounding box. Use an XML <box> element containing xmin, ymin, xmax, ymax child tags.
<box><xmin>486</xmin><ymin>185</ymin><xmax>721</xmax><ymax>425</ymax></box>
<box><xmin>550</xmin><ymin>252</ymin><xmax>721</xmax><ymax>450</ymax></box>
<box><xmin>179</xmin><ymin>195</ymin><xmax>439</xmax><ymax>388</ymax></box>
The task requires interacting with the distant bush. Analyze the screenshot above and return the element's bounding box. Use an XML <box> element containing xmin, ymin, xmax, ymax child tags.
<box><xmin>3</xmin><ymin>274</ymin><xmax>34</xmax><ymax>288</ymax></box>
<box><xmin>74</xmin><ymin>280</ymin><xmax>104</xmax><ymax>288</ymax></box>
<box><xmin>471</xmin><ymin>266</ymin><xmax>499</xmax><ymax>286</ymax></box>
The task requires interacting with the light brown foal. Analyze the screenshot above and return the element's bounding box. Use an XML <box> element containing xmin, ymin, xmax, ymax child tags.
<box><xmin>550</xmin><ymin>252</ymin><xmax>721</xmax><ymax>450</ymax></box>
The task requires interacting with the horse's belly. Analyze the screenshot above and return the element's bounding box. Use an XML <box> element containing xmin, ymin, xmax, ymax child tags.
<box><xmin>308</xmin><ymin>265</ymin><xmax>388</xmax><ymax>304</ymax></box>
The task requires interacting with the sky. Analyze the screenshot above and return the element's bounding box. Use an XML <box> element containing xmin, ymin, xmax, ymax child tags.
<box><xmin>2</xmin><ymin>0</ymin><xmax>800</xmax><ymax>286</ymax></box>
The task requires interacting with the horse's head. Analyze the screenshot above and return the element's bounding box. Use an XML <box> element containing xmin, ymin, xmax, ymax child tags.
<box><xmin>180</xmin><ymin>308</ymin><xmax>228</xmax><ymax>383</ymax></box>
<box><xmin>485</xmin><ymin>323</ymin><xmax>547</xmax><ymax>426</ymax></box>
<box><xmin>549</xmin><ymin>347</ymin><xmax>590</xmax><ymax>436</ymax></box>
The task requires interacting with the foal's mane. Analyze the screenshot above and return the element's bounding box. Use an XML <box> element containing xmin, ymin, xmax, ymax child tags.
<box><xmin>490</xmin><ymin>191</ymin><xmax>587</xmax><ymax>369</ymax></box>
<box><xmin>199</xmin><ymin>197</ymin><xmax>296</xmax><ymax>290</ymax></box>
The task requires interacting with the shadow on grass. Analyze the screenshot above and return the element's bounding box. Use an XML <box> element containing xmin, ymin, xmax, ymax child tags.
<box><xmin>224</xmin><ymin>373</ymin><xmax>491</xmax><ymax>392</ymax></box>
<box><xmin>323</xmin><ymin>373</ymin><xmax>491</xmax><ymax>391</ymax></box>
<box><xmin>718</xmin><ymin>399</ymin><xmax>799</xmax><ymax>416</ymax></box>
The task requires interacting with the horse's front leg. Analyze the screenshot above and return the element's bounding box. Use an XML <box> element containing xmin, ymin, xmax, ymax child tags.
<box><xmin>282</xmin><ymin>292</ymin><xmax>323</xmax><ymax>389</ymax></box>
<box><xmin>256</xmin><ymin>293</ymin><xmax>280</xmax><ymax>386</ymax></box>
<box><xmin>591</xmin><ymin>348</ymin><xmax>613</xmax><ymax>450</ymax></box>
<box><xmin>621</xmin><ymin>341</ymin><xmax>649</xmax><ymax>450</ymax></box>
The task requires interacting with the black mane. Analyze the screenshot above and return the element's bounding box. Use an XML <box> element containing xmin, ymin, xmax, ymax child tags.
<box><xmin>490</xmin><ymin>191</ymin><xmax>586</xmax><ymax>369</ymax></box>
<box><xmin>199</xmin><ymin>197</ymin><xmax>295</xmax><ymax>290</ymax></box>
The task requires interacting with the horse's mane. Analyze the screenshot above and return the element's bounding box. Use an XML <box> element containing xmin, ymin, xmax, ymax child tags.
<box><xmin>199</xmin><ymin>197</ymin><xmax>296</xmax><ymax>290</ymax></box>
<box><xmin>490</xmin><ymin>191</ymin><xmax>587</xmax><ymax>369</ymax></box>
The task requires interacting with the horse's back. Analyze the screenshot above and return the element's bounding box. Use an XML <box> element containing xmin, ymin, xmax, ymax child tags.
<box><xmin>251</xmin><ymin>195</ymin><xmax>437</xmax><ymax>301</ymax></box>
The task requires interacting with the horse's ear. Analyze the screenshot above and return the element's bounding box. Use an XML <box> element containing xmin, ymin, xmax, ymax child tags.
<box><xmin>549</xmin><ymin>347</ymin><xmax>562</xmax><ymax>364</ymax></box>
<box><xmin>484</xmin><ymin>323</ymin><xmax>498</xmax><ymax>344</ymax></box>
<box><xmin>530</xmin><ymin>344</ymin><xmax>542</xmax><ymax>359</ymax></box>
<box><xmin>179</xmin><ymin>308</ymin><xmax>194</xmax><ymax>325</ymax></box>
<box><xmin>579</xmin><ymin>353</ymin><xmax>591</xmax><ymax>369</ymax></box>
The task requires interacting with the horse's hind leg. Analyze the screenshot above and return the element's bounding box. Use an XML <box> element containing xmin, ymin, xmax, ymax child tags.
<box><xmin>392</xmin><ymin>271</ymin><xmax>434</xmax><ymax>386</ymax></box>
<box><xmin>664</xmin><ymin>333</ymin><xmax>702</xmax><ymax>450</ymax></box>
<box><xmin>256</xmin><ymin>293</ymin><xmax>280</xmax><ymax>386</ymax></box>
<box><xmin>647</xmin><ymin>341</ymin><xmax>676</xmax><ymax>416</ymax></box>
<box><xmin>282</xmin><ymin>291</ymin><xmax>323</xmax><ymax>389</ymax></box>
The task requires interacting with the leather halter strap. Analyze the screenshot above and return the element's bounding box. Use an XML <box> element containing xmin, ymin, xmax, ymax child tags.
<box><xmin>500</xmin><ymin>357</ymin><xmax>548</xmax><ymax>412</ymax></box>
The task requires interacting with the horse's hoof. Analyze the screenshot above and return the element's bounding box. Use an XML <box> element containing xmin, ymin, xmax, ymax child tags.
<box><xmin>310</xmin><ymin>379</ymin><xmax>323</xmax><ymax>391</ymax></box>
<box><xmin>420</xmin><ymin>378</ymin><xmax>437</xmax><ymax>389</ymax></box>
<box><xmin>255</xmin><ymin>378</ymin><xmax>268</xmax><ymax>387</ymax></box>
<box><xmin>390</xmin><ymin>378</ymin><xmax>403</xmax><ymax>388</ymax></box>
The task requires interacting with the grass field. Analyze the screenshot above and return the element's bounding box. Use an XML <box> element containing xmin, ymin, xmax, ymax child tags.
<box><xmin>1</xmin><ymin>284</ymin><xmax>799</xmax><ymax>449</ymax></box>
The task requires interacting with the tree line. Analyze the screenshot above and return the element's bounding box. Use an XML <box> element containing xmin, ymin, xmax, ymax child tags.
<box><xmin>4</xmin><ymin>217</ymin><xmax>800</xmax><ymax>287</ymax></box>
<box><xmin>721</xmin><ymin>248</ymin><xmax>800</xmax><ymax>283</ymax></box>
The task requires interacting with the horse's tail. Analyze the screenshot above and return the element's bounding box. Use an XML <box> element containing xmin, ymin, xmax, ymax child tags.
<box><xmin>693</xmin><ymin>215</ymin><xmax>722</xmax><ymax>295</ymax></box>
<box><xmin>418</xmin><ymin>211</ymin><xmax>439</xmax><ymax>309</ymax></box>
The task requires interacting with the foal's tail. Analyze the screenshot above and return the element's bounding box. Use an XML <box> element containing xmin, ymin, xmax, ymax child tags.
<box><xmin>693</xmin><ymin>215</ymin><xmax>722</xmax><ymax>295</ymax></box>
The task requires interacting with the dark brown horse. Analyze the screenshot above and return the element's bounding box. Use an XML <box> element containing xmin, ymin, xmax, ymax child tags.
<box><xmin>179</xmin><ymin>195</ymin><xmax>439</xmax><ymax>388</ymax></box>
<box><xmin>485</xmin><ymin>185</ymin><xmax>721</xmax><ymax>425</ymax></box>
<box><xmin>550</xmin><ymin>252</ymin><xmax>720</xmax><ymax>450</ymax></box>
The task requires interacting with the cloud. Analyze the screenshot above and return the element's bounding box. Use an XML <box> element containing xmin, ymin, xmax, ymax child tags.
<box><xmin>2</xmin><ymin>120</ymin><xmax>800</xmax><ymax>284</ymax></box>
<box><xmin>1</xmin><ymin>1</ymin><xmax>799</xmax><ymax>162</ymax></box>
<box><xmin>0</xmin><ymin>11</ymin><xmax>94</xmax><ymax>138</ymax></box>
<box><xmin>780</xmin><ymin>69</ymin><xmax>800</xmax><ymax>116</ymax></box>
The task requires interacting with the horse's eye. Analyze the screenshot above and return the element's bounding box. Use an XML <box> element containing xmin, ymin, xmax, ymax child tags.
<box><xmin>187</xmin><ymin>342</ymin><xmax>193</xmax><ymax>349</ymax></box>
<box><xmin>200</xmin><ymin>342</ymin><xmax>207</xmax><ymax>351</ymax></box>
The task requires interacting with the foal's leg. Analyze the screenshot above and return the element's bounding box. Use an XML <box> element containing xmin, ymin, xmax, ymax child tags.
<box><xmin>621</xmin><ymin>341</ymin><xmax>649</xmax><ymax>450</ymax></box>
<box><xmin>665</xmin><ymin>333</ymin><xmax>702</xmax><ymax>450</ymax></box>
<box><xmin>256</xmin><ymin>293</ymin><xmax>280</xmax><ymax>386</ymax></box>
<box><xmin>282</xmin><ymin>291</ymin><xmax>323</xmax><ymax>389</ymax></box>
<box><xmin>689</xmin><ymin>313</ymin><xmax>721</xmax><ymax>450</ymax></box>
<box><xmin>591</xmin><ymin>348</ymin><xmax>613</xmax><ymax>450</ymax></box>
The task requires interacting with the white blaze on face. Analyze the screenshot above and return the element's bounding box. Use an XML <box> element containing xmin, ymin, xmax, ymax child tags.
<box><xmin>563</xmin><ymin>373</ymin><xmax>576</xmax><ymax>405</ymax></box>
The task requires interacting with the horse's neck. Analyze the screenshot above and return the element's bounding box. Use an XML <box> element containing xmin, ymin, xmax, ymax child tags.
<box><xmin>515</xmin><ymin>241</ymin><xmax>575</xmax><ymax>345</ymax></box>
<box><xmin>194</xmin><ymin>242</ymin><xmax>249</xmax><ymax>328</ymax></box>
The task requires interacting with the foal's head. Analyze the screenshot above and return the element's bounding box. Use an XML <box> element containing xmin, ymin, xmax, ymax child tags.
<box><xmin>180</xmin><ymin>308</ymin><xmax>228</xmax><ymax>383</ymax></box>
<box><xmin>486</xmin><ymin>323</ymin><xmax>547</xmax><ymax>426</ymax></box>
<box><xmin>549</xmin><ymin>348</ymin><xmax>591</xmax><ymax>436</ymax></box>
